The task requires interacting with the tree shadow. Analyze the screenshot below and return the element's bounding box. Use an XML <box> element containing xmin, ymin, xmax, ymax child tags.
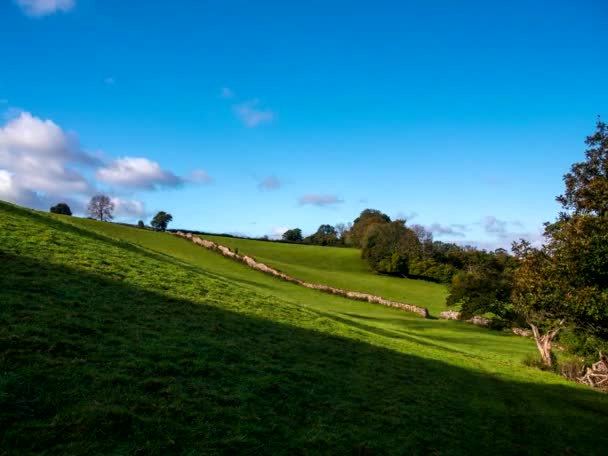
<box><xmin>2</xmin><ymin>253</ymin><xmax>608</xmax><ymax>455</ymax></box>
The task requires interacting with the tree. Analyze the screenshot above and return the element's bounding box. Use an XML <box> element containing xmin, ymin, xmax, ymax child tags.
<box><xmin>557</xmin><ymin>118</ymin><xmax>608</xmax><ymax>217</ymax></box>
<box><xmin>512</xmin><ymin>120</ymin><xmax>608</xmax><ymax>368</ymax></box>
<box><xmin>304</xmin><ymin>224</ymin><xmax>339</xmax><ymax>246</ymax></box>
<box><xmin>50</xmin><ymin>203</ymin><xmax>72</xmax><ymax>216</ymax></box>
<box><xmin>282</xmin><ymin>228</ymin><xmax>303</xmax><ymax>242</ymax></box>
<box><xmin>349</xmin><ymin>209</ymin><xmax>391</xmax><ymax>247</ymax></box>
<box><xmin>151</xmin><ymin>211</ymin><xmax>173</xmax><ymax>231</ymax></box>
<box><xmin>335</xmin><ymin>222</ymin><xmax>351</xmax><ymax>242</ymax></box>
<box><xmin>137</xmin><ymin>220</ymin><xmax>145</xmax><ymax>229</ymax></box>
<box><xmin>87</xmin><ymin>195</ymin><xmax>114</xmax><ymax>221</ymax></box>
<box><xmin>446</xmin><ymin>251</ymin><xmax>518</xmax><ymax>321</ymax></box>
<box><xmin>361</xmin><ymin>220</ymin><xmax>420</xmax><ymax>275</ymax></box>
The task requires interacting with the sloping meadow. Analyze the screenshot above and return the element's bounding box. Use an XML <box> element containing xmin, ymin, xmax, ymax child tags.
<box><xmin>1</xmin><ymin>201</ymin><xmax>607</xmax><ymax>454</ymax></box>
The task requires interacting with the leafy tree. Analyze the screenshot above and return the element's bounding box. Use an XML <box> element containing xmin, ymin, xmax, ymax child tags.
<box><xmin>151</xmin><ymin>211</ymin><xmax>173</xmax><ymax>231</ymax></box>
<box><xmin>50</xmin><ymin>203</ymin><xmax>72</xmax><ymax>216</ymax></box>
<box><xmin>446</xmin><ymin>251</ymin><xmax>518</xmax><ymax>320</ymax></box>
<box><xmin>87</xmin><ymin>195</ymin><xmax>114</xmax><ymax>222</ymax></box>
<box><xmin>137</xmin><ymin>220</ymin><xmax>145</xmax><ymax>229</ymax></box>
<box><xmin>282</xmin><ymin>228</ymin><xmax>303</xmax><ymax>242</ymax></box>
<box><xmin>304</xmin><ymin>224</ymin><xmax>339</xmax><ymax>246</ymax></box>
<box><xmin>512</xmin><ymin>119</ymin><xmax>608</xmax><ymax>368</ymax></box>
<box><xmin>362</xmin><ymin>220</ymin><xmax>420</xmax><ymax>275</ymax></box>
<box><xmin>349</xmin><ymin>209</ymin><xmax>391</xmax><ymax>247</ymax></box>
<box><xmin>557</xmin><ymin>118</ymin><xmax>608</xmax><ymax>217</ymax></box>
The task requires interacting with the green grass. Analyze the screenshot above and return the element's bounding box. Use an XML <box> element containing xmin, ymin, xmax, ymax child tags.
<box><xmin>204</xmin><ymin>235</ymin><xmax>448</xmax><ymax>315</ymax></box>
<box><xmin>2</xmin><ymin>201</ymin><xmax>608</xmax><ymax>454</ymax></box>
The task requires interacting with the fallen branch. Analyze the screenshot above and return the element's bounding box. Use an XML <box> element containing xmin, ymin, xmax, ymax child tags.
<box><xmin>577</xmin><ymin>353</ymin><xmax>608</xmax><ymax>390</ymax></box>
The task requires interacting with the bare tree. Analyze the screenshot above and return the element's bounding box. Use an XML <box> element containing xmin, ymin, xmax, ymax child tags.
<box><xmin>87</xmin><ymin>195</ymin><xmax>114</xmax><ymax>221</ymax></box>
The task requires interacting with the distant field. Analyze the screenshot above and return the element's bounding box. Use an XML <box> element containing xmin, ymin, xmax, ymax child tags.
<box><xmin>3</xmin><ymin>201</ymin><xmax>608</xmax><ymax>454</ymax></box>
<box><xmin>204</xmin><ymin>234</ymin><xmax>448</xmax><ymax>315</ymax></box>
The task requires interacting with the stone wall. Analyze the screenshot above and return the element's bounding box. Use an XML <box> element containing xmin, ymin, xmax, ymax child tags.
<box><xmin>174</xmin><ymin>231</ymin><xmax>429</xmax><ymax>318</ymax></box>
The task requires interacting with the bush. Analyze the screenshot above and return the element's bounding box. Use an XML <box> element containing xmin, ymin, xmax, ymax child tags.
<box><xmin>558</xmin><ymin>358</ymin><xmax>586</xmax><ymax>381</ymax></box>
<box><xmin>50</xmin><ymin>203</ymin><xmax>72</xmax><ymax>216</ymax></box>
<box><xmin>522</xmin><ymin>352</ymin><xmax>556</xmax><ymax>371</ymax></box>
<box><xmin>557</xmin><ymin>327</ymin><xmax>608</xmax><ymax>361</ymax></box>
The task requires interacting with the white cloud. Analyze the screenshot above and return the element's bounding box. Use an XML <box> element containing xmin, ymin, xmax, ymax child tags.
<box><xmin>233</xmin><ymin>99</ymin><xmax>274</xmax><ymax>128</ymax></box>
<box><xmin>0</xmin><ymin>169</ymin><xmax>46</xmax><ymax>208</ymax></box>
<box><xmin>15</xmin><ymin>0</ymin><xmax>75</xmax><ymax>17</ymax></box>
<box><xmin>258</xmin><ymin>176</ymin><xmax>281</xmax><ymax>190</ymax></box>
<box><xmin>298</xmin><ymin>194</ymin><xmax>343</xmax><ymax>207</ymax></box>
<box><xmin>110</xmin><ymin>197</ymin><xmax>145</xmax><ymax>219</ymax></box>
<box><xmin>0</xmin><ymin>111</ymin><xmax>211</xmax><ymax>219</ymax></box>
<box><xmin>0</xmin><ymin>111</ymin><xmax>96</xmax><ymax>204</ymax></box>
<box><xmin>96</xmin><ymin>157</ymin><xmax>182</xmax><ymax>190</ymax></box>
<box><xmin>97</xmin><ymin>158</ymin><xmax>213</xmax><ymax>190</ymax></box>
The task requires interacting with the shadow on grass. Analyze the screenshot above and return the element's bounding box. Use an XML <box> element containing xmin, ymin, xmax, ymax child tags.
<box><xmin>2</xmin><ymin>253</ymin><xmax>608</xmax><ymax>455</ymax></box>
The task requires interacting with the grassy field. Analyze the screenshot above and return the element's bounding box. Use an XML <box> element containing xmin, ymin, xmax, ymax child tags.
<box><xmin>203</xmin><ymin>235</ymin><xmax>448</xmax><ymax>316</ymax></box>
<box><xmin>2</xmin><ymin>201</ymin><xmax>608</xmax><ymax>454</ymax></box>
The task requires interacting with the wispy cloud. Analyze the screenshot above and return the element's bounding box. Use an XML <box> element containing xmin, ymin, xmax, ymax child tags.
<box><xmin>233</xmin><ymin>99</ymin><xmax>275</xmax><ymax>128</ymax></box>
<box><xmin>188</xmin><ymin>169</ymin><xmax>214</xmax><ymax>184</ymax></box>
<box><xmin>15</xmin><ymin>0</ymin><xmax>75</xmax><ymax>17</ymax></box>
<box><xmin>481</xmin><ymin>216</ymin><xmax>525</xmax><ymax>239</ymax></box>
<box><xmin>395</xmin><ymin>211</ymin><xmax>418</xmax><ymax>222</ymax></box>
<box><xmin>220</xmin><ymin>87</ymin><xmax>235</xmax><ymax>99</ymax></box>
<box><xmin>110</xmin><ymin>196</ymin><xmax>146</xmax><ymax>219</ymax></box>
<box><xmin>298</xmin><ymin>194</ymin><xmax>344</xmax><ymax>207</ymax></box>
<box><xmin>97</xmin><ymin>158</ymin><xmax>212</xmax><ymax>190</ymax></box>
<box><xmin>96</xmin><ymin>157</ymin><xmax>182</xmax><ymax>190</ymax></box>
<box><xmin>426</xmin><ymin>223</ymin><xmax>467</xmax><ymax>238</ymax></box>
<box><xmin>258</xmin><ymin>176</ymin><xmax>282</xmax><ymax>191</ymax></box>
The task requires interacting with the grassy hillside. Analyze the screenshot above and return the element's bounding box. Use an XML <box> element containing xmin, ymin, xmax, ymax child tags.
<box><xmin>2</xmin><ymin>201</ymin><xmax>608</xmax><ymax>454</ymax></box>
<box><xmin>204</xmin><ymin>234</ymin><xmax>448</xmax><ymax>315</ymax></box>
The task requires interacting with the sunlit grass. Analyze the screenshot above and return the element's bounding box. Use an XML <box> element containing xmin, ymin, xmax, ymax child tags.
<box><xmin>2</xmin><ymin>201</ymin><xmax>607</xmax><ymax>454</ymax></box>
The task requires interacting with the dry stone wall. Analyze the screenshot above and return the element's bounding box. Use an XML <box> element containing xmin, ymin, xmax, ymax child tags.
<box><xmin>173</xmin><ymin>231</ymin><xmax>429</xmax><ymax>318</ymax></box>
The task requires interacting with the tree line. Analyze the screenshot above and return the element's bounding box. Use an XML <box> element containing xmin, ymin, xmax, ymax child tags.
<box><xmin>49</xmin><ymin>195</ymin><xmax>173</xmax><ymax>232</ymax></box>
<box><xmin>282</xmin><ymin>120</ymin><xmax>607</xmax><ymax>370</ymax></box>
<box><xmin>283</xmin><ymin>210</ymin><xmax>490</xmax><ymax>285</ymax></box>
<box><xmin>448</xmin><ymin>119</ymin><xmax>608</xmax><ymax>369</ymax></box>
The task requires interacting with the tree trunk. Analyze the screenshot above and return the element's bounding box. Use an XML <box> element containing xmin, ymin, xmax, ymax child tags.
<box><xmin>529</xmin><ymin>322</ymin><xmax>563</xmax><ymax>368</ymax></box>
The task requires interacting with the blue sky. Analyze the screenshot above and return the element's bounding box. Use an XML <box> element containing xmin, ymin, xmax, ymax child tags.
<box><xmin>1</xmin><ymin>0</ymin><xmax>607</xmax><ymax>249</ymax></box>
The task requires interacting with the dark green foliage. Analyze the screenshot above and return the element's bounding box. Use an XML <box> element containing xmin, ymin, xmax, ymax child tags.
<box><xmin>282</xmin><ymin>228</ymin><xmax>303</xmax><ymax>242</ymax></box>
<box><xmin>512</xmin><ymin>120</ymin><xmax>608</xmax><ymax>367</ymax></box>
<box><xmin>137</xmin><ymin>220</ymin><xmax>145</xmax><ymax>228</ymax></box>
<box><xmin>447</xmin><ymin>251</ymin><xmax>518</xmax><ymax>321</ymax></box>
<box><xmin>409</xmin><ymin>258</ymin><xmax>458</xmax><ymax>283</ymax></box>
<box><xmin>349</xmin><ymin>209</ymin><xmax>391</xmax><ymax>247</ymax></box>
<box><xmin>305</xmin><ymin>224</ymin><xmax>339</xmax><ymax>246</ymax></box>
<box><xmin>557</xmin><ymin>118</ymin><xmax>608</xmax><ymax>217</ymax></box>
<box><xmin>558</xmin><ymin>327</ymin><xmax>608</xmax><ymax>362</ymax></box>
<box><xmin>150</xmin><ymin>211</ymin><xmax>173</xmax><ymax>231</ymax></box>
<box><xmin>362</xmin><ymin>221</ymin><xmax>420</xmax><ymax>275</ymax></box>
<box><xmin>49</xmin><ymin>202</ymin><xmax>72</xmax><ymax>216</ymax></box>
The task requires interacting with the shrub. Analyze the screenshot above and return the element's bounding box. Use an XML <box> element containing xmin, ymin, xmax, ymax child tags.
<box><xmin>522</xmin><ymin>352</ymin><xmax>556</xmax><ymax>371</ymax></box>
